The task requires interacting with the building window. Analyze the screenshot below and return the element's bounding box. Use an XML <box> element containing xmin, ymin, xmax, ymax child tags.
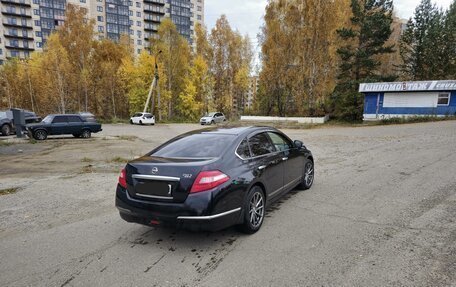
<box><xmin>136</xmin><ymin>30</ymin><xmax>141</xmax><ymax>37</ymax></box>
<box><xmin>0</xmin><ymin>49</ymin><xmax>2</xmax><ymax>55</ymax></box>
<box><xmin>137</xmin><ymin>49</ymin><xmax>141</xmax><ymax>54</ymax></box>
<box><xmin>80</xmin><ymin>0</ymin><xmax>86</xmax><ymax>3</ymax></box>
<box><xmin>197</xmin><ymin>6</ymin><xmax>202</xmax><ymax>12</ymax></box>
<box><xmin>97</xmin><ymin>16</ymin><xmax>103</xmax><ymax>22</ymax></box>
<box><xmin>129</xmin><ymin>10</ymin><xmax>133</xmax><ymax>16</ymax></box>
<box><xmin>197</xmin><ymin>15</ymin><xmax>202</xmax><ymax>20</ymax></box>
<box><xmin>35</xmin><ymin>31</ymin><xmax>42</xmax><ymax>37</ymax></box>
<box><xmin>34</xmin><ymin>20</ymin><xmax>41</xmax><ymax>26</ymax></box>
<box><xmin>98</xmin><ymin>26</ymin><xmax>104</xmax><ymax>32</ymax></box>
<box><xmin>36</xmin><ymin>42</ymin><xmax>42</xmax><ymax>48</ymax></box>
<box><xmin>437</xmin><ymin>93</ymin><xmax>450</xmax><ymax>106</ymax></box>
<box><xmin>97</xmin><ymin>6</ymin><xmax>103</xmax><ymax>12</ymax></box>
<box><xmin>136</xmin><ymin>21</ymin><xmax>141</xmax><ymax>27</ymax></box>
<box><xmin>34</xmin><ymin>9</ymin><xmax>39</xmax><ymax>15</ymax></box>
<box><xmin>33</xmin><ymin>0</ymin><xmax>39</xmax><ymax>3</ymax></box>
<box><xmin>136</xmin><ymin>2</ymin><xmax>140</xmax><ymax>7</ymax></box>
<box><xmin>137</xmin><ymin>39</ymin><xmax>142</xmax><ymax>45</ymax></box>
<box><xmin>136</xmin><ymin>11</ymin><xmax>141</xmax><ymax>17</ymax></box>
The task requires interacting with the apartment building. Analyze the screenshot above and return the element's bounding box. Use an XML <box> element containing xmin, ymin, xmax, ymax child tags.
<box><xmin>0</xmin><ymin>0</ymin><xmax>204</xmax><ymax>64</ymax></box>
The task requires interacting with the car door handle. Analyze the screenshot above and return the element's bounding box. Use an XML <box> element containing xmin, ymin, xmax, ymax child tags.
<box><xmin>258</xmin><ymin>165</ymin><xmax>267</xmax><ymax>170</ymax></box>
<box><xmin>282</xmin><ymin>157</ymin><xmax>288</xmax><ymax>161</ymax></box>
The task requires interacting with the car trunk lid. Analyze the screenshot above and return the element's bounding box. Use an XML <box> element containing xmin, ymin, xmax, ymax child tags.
<box><xmin>125</xmin><ymin>156</ymin><xmax>216</xmax><ymax>203</ymax></box>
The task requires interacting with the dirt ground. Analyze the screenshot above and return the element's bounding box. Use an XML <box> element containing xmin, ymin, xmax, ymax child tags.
<box><xmin>0</xmin><ymin>122</ymin><xmax>455</xmax><ymax>286</ymax></box>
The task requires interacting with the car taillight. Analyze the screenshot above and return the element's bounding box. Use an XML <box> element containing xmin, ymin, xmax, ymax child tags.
<box><xmin>118</xmin><ymin>168</ymin><xmax>127</xmax><ymax>189</ymax></box>
<box><xmin>190</xmin><ymin>170</ymin><xmax>230</xmax><ymax>193</ymax></box>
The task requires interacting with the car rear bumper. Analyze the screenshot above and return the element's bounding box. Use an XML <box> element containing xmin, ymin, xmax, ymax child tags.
<box><xmin>115</xmin><ymin>185</ymin><xmax>242</xmax><ymax>231</ymax></box>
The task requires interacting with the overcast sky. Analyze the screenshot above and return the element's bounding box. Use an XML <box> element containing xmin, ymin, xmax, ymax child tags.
<box><xmin>205</xmin><ymin>0</ymin><xmax>453</xmax><ymax>45</ymax></box>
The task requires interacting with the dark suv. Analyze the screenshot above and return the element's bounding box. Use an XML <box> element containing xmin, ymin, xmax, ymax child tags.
<box><xmin>0</xmin><ymin>110</ymin><xmax>41</xmax><ymax>136</ymax></box>
<box><xmin>27</xmin><ymin>114</ymin><xmax>102</xmax><ymax>140</ymax></box>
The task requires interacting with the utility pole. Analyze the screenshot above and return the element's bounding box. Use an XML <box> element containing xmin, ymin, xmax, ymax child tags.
<box><xmin>143</xmin><ymin>50</ymin><xmax>162</xmax><ymax>121</ymax></box>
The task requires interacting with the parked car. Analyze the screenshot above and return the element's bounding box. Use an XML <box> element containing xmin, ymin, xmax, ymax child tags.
<box><xmin>115</xmin><ymin>126</ymin><xmax>314</xmax><ymax>234</ymax></box>
<box><xmin>78</xmin><ymin>112</ymin><xmax>97</xmax><ymax>123</ymax></box>
<box><xmin>200</xmin><ymin>112</ymin><xmax>226</xmax><ymax>125</ymax></box>
<box><xmin>0</xmin><ymin>109</ymin><xmax>41</xmax><ymax>136</ymax></box>
<box><xmin>130</xmin><ymin>113</ymin><xmax>155</xmax><ymax>125</ymax></box>
<box><xmin>26</xmin><ymin>114</ymin><xmax>103</xmax><ymax>140</ymax></box>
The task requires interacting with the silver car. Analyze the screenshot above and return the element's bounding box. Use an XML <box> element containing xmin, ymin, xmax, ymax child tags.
<box><xmin>200</xmin><ymin>112</ymin><xmax>226</xmax><ymax>125</ymax></box>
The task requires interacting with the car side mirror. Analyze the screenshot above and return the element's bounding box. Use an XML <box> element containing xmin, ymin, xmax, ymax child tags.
<box><xmin>294</xmin><ymin>140</ymin><xmax>303</xmax><ymax>149</ymax></box>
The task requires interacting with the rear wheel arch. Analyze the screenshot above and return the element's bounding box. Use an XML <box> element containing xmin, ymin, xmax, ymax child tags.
<box><xmin>251</xmin><ymin>182</ymin><xmax>267</xmax><ymax>203</ymax></box>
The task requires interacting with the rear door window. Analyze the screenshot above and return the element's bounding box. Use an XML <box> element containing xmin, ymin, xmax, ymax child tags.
<box><xmin>67</xmin><ymin>116</ymin><xmax>82</xmax><ymax>123</ymax></box>
<box><xmin>248</xmin><ymin>133</ymin><xmax>276</xmax><ymax>157</ymax></box>
<box><xmin>52</xmin><ymin>116</ymin><xmax>68</xmax><ymax>123</ymax></box>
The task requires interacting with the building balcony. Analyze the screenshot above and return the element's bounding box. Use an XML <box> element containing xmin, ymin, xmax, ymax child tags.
<box><xmin>4</xmin><ymin>32</ymin><xmax>34</xmax><ymax>40</ymax></box>
<box><xmin>5</xmin><ymin>44</ymin><xmax>34</xmax><ymax>51</ymax></box>
<box><xmin>144</xmin><ymin>24</ymin><xmax>159</xmax><ymax>32</ymax></box>
<box><xmin>144</xmin><ymin>16</ymin><xmax>161</xmax><ymax>23</ymax></box>
<box><xmin>2</xmin><ymin>20</ymin><xmax>33</xmax><ymax>29</ymax></box>
<box><xmin>144</xmin><ymin>7</ymin><xmax>165</xmax><ymax>14</ymax></box>
<box><xmin>0</xmin><ymin>0</ymin><xmax>31</xmax><ymax>7</ymax></box>
<box><xmin>1</xmin><ymin>9</ymin><xmax>32</xmax><ymax>18</ymax></box>
<box><xmin>144</xmin><ymin>0</ymin><xmax>165</xmax><ymax>5</ymax></box>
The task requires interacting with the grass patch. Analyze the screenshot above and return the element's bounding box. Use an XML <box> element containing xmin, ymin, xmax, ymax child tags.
<box><xmin>116</xmin><ymin>135</ymin><xmax>138</xmax><ymax>141</ymax></box>
<box><xmin>0</xmin><ymin>187</ymin><xmax>19</xmax><ymax>196</ymax></box>
<box><xmin>369</xmin><ymin>115</ymin><xmax>456</xmax><ymax>126</ymax></box>
<box><xmin>81</xmin><ymin>157</ymin><xmax>94</xmax><ymax>163</ymax></box>
<box><xmin>0</xmin><ymin>141</ymin><xmax>13</xmax><ymax>147</ymax></box>
<box><xmin>81</xmin><ymin>164</ymin><xmax>94</xmax><ymax>173</ymax></box>
<box><xmin>108</xmin><ymin>156</ymin><xmax>130</xmax><ymax>163</ymax></box>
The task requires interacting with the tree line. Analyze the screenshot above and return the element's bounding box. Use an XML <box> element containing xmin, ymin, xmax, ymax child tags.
<box><xmin>0</xmin><ymin>5</ymin><xmax>252</xmax><ymax>121</ymax></box>
<box><xmin>257</xmin><ymin>0</ymin><xmax>456</xmax><ymax>121</ymax></box>
<box><xmin>1</xmin><ymin>0</ymin><xmax>455</xmax><ymax>122</ymax></box>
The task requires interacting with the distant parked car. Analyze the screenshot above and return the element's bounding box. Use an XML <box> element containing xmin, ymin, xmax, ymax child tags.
<box><xmin>26</xmin><ymin>114</ymin><xmax>103</xmax><ymax>140</ymax></box>
<box><xmin>0</xmin><ymin>109</ymin><xmax>41</xmax><ymax>136</ymax></box>
<box><xmin>200</xmin><ymin>112</ymin><xmax>226</xmax><ymax>125</ymax></box>
<box><xmin>130</xmin><ymin>113</ymin><xmax>155</xmax><ymax>125</ymax></box>
<box><xmin>78</xmin><ymin>112</ymin><xmax>97</xmax><ymax>123</ymax></box>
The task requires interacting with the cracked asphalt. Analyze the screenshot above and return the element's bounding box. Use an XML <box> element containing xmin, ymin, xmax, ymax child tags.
<box><xmin>0</xmin><ymin>121</ymin><xmax>455</xmax><ymax>286</ymax></box>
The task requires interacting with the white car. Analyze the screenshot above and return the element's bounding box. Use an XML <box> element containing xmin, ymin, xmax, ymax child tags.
<box><xmin>130</xmin><ymin>113</ymin><xmax>155</xmax><ymax>125</ymax></box>
<box><xmin>200</xmin><ymin>112</ymin><xmax>226</xmax><ymax>125</ymax></box>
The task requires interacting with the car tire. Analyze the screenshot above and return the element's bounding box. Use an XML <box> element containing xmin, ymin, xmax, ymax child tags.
<box><xmin>1</xmin><ymin>124</ymin><xmax>11</xmax><ymax>136</ymax></box>
<box><xmin>33</xmin><ymin>130</ymin><xmax>47</xmax><ymax>141</ymax></box>
<box><xmin>81</xmin><ymin>130</ymin><xmax>91</xmax><ymax>139</ymax></box>
<box><xmin>130</xmin><ymin>120</ymin><xmax>133</xmax><ymax>125</ymax></box>
<box><xmin>298</xmin><ymin>160</ymin><xmax>314</xmax><ymax>190</ymax></box>
<box><xmin>239</xmin><ymin>186</ymin><xmax>265</xmax><ymax>234</ymax></box>
<box><xmin>211</xmin><ymin>120</ymin><xmax>215</xmax><ymax>125</ymax></box>
<box><xmin>139</xmin><ymin>120</ymin><xmax>143</xmax><ymax>125</ymax></box>
<box><xmin>72</xmin><ymin>133</ymin><xmax>81</xmax><ymax>138</ymax></box>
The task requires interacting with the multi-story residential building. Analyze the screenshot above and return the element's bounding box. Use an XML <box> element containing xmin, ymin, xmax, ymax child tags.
<box><xmin>245</xmin><ymin>76</ymin><xmax>259</xmax><ymax>111</ymax></box>
<box><xmin>0</xmin><ymin>0</ymin><xmax>204</xmax><ymax>64</ymax></box>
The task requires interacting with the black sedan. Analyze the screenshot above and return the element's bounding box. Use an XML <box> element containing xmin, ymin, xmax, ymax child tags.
<box><xmin>116</xmin><ymin>126</ymin><xmax>314</xmax><ymax>234</ymax></box>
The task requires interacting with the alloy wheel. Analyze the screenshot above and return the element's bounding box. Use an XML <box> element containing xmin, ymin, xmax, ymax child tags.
<box><xmin>249</xmin><ymin>191</ymin><xmax>264</xmax><ymax>228</ymax></box>
<box><xmin>304</xmin><ymin>162</ymin><xmax>314</xmax><ymax>187</ymax></box>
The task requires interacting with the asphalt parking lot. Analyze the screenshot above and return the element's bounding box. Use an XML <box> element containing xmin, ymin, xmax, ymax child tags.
<box><xmin>0</xmin><ymin>121</ymin><xmax>455</xmax><ymax>286</ymax></box>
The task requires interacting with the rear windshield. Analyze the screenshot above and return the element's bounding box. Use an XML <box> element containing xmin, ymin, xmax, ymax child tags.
<box><xmin>152</xmin><ymin>134</ymin><xmax>236</xmax><ymax>158</ymax></box>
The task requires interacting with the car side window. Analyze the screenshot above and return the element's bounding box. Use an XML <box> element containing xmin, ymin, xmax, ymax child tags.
<box><xmin>67</xmin><ymin>116</ymin><xmax>82</xmax><ymax>123</ymax></box>
<box><xmin>236</xmin><ymin>138</ymin><xmax>251</xmax><ymax>159</ymax></box>
<box><xmin>267</xmin><ymin>132</ymin><xmax>293</xmax><ymax>152</ymax></box>
<box><xmin>248</xmin><ymin>133</ymin><xmax>275</xmax><ymax>157</ymax></box>
<box><xmin>52</xmin><ymin>116</ymin><xmax>67</xmax><ymax>123</ymax></box>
